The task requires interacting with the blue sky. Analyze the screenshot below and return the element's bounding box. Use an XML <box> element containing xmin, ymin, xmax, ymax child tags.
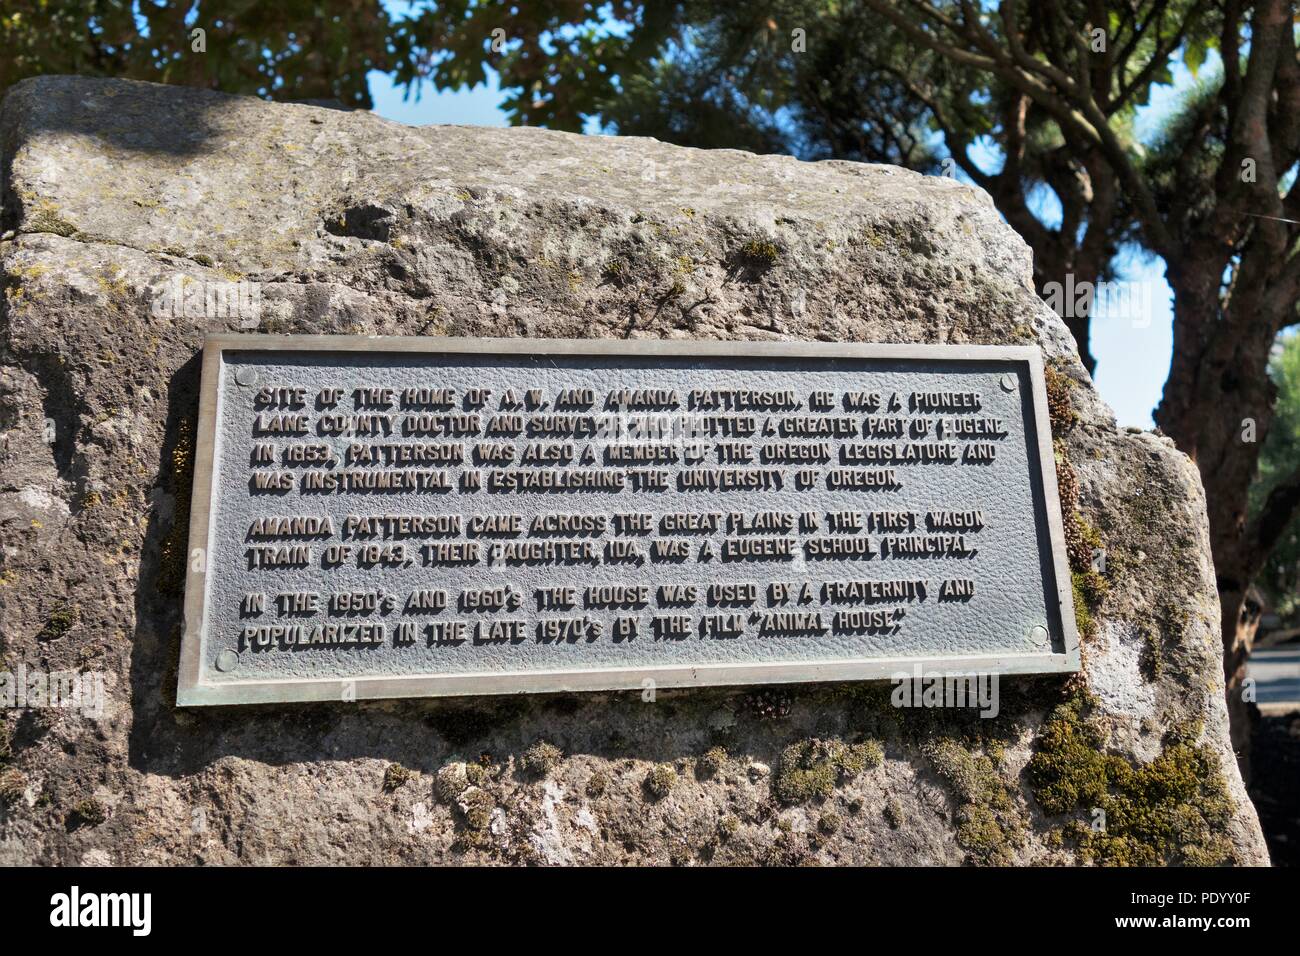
<box><xmin>370</xmin><ymin>67</ymin><xmax>509</xmax><ymax>129</ymax></box>
<box><xmin>366</xmin><ymin>62</ymin><xmax>1197</xmax><ymax>430</ymax></box>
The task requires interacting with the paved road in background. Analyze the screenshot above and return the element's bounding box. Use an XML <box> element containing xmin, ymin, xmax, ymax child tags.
<box><xmin>1249</xmin><ymin>646</ymin><xmax>1300</xmax><ymax>714</ymax></box>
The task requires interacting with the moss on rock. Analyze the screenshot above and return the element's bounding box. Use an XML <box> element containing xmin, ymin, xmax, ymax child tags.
<box><xmin>519</xmin><ymin>739</ymin><xmax>563</xmax><ymax>778</ymax></box>
<box><xmin>36</xmin><ymin>604</ymin><xmax>77</xmax><ymax>642</ymax></box>
<box><xmin>457</xmin><ymin>787</ymin><xmax>494</xmax><ymax>830</ymax></box>
<box><xmin>774</xmin><ymin>737</ymin><xmax>882</xmax><ymax>804</ymax></box>
<box><xmin>696</xmin><ymin>746</ymin><xmax>728</xmax><ymax>779</ymax></box>
<box><xmin>743</xmin><ymin>688</ymin><xmax>792</xmax><ymax>720</ymax></box>
<box><xmin>585</xmin><ymin>770</ymin><xmax>608</xmax><ymax>798</ymax></box>
<box><xmin>1044</xmin><ymin>365</ymin><xmax>1074</xmax><ymax>430</ymax></box>
<box><xmin>643</xmin><ymin>764</ymin><xmax>678</xmax><ymax>801</ymax></box>
<box><xmin>0</xmin><ymin>767</ymin><xmax>25</xmax><ymax>804</ymax></box>
<box><xmin>27</xmin><ymin>206</ymin><xmax>79</xmax><ymax>238</ymax></box>
<box><xmin>736</xmin><ymin>238</ymin><xmax>780</xmax><ymax>268</ymax></box>
<box><xmin>1054</xmin><ymin>434</ymin><xmax>1108</xmax><ymax>640</ymax></box>
<box><xmin>1140</xmin><ymin>627</ymin><xmax>1165</xmax><ymax>681</ymax></box>
<box><xmin>883</xmin><ymin>798</ymin><xmax>904</xmax><ymax>829</ymax></box>
<box><xmin>1027</xmin><ymin>691</ymin><xmax>1236</xmax><ymax>865</ymax></box>
<box><xmin>66</xmin><ymin>797</ymin><xmax>107</xmax><ymax>830</ymax></box>
<box><xmin>382</xmin><ymin>763</ymin><xmax>411</xmax><ymax>792</ymax></box>
<box><xmin>1071</xmin><ymin>570</ymin><xmax>1108</xmax><ymax>640</ymax></box>
<box><xmin>922</xmin><ymin>736</ymin><xmax>1024</xmax><ymax>864</ymax></box>
<box><xmin>435</xmin><ymin>762</ymin><xmax>470</xmax><ymax>802</ymax></box>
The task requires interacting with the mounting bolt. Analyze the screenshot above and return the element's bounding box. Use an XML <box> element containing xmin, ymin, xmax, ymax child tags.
<box><xmin>234</xmin><ymin>367</ymin><xmax>258</xmax><ymax>387</ymax></box>
<box><xmin>215</xmin><ymin>649</ymin><xmax>239</xmax><ymax>672</ymax></box>
<box><xmin>1030</xmin><ymin>624</ymin><xmax>1050</xmax><ymax>647</ymax></box>
<box><xmin>1000</xmin><ymin>373</ymin><xmax>1017</xmax><ymax>392</ymax></box>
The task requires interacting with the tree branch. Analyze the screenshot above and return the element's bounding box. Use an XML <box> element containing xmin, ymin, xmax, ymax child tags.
<box><xmin>862</xmin><ymin>0</ymin><xmax>1178</xmax><ymax>258</ymax></box>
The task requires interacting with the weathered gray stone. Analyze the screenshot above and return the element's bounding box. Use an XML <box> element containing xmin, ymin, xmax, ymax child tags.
<box><xmin>0</xmin><ymin>76</ymin><xmax>1268</xmax><ymax>865</ymax></box>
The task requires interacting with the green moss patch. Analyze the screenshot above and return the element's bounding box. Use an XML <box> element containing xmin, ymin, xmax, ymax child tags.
<box><xmin>1027</xmin><ymin>691</ymin><xmax>1235</xmax><ymax>865</ymax></box>
<box><xmin>736</xmin><ymin>238</ymin><xmax>780</xmax><ymax>267</ymax></box>
<box><xmin>585</xmin><ymin>770</ymin><xmax>608</xmax><ymax>798</ymax></box>
<box><xmin>36</xmin><ymin>605</ymin><xmax>77</xmax><ymax>642</ymax></box>
<box><xmin>1055</xmin><ymin>435</ymin><xmax>1108</xmax><ymax>639</ymax></box>
<box><xmin>883</xmin><ymin>798</ymin><xmax>904</xmax><ymax>828</ymax></box>
<box><xmin>459</xmin><ymin>788</ymin><xmax>494</xmax><ymax>830</ymax></box>
<box><xmin>1044</xmin><ymin>365</ymin><xmax>1074</xmax><ymax>430</ymax></box>
<box><xmin>0</xmin><ymin>768</ymin><xmax>25</xmax><ymax>805</ymax></box>
<box><xmin>601</xmin><ymin>258</ymin><xmax>628</xmax><ymax>285</ymax></box>
<box><xmin>643</xmin><ymin>764</ymin><xmax>678</xmax><ymax>801</ymax></box>
<box><xmin>922</xmin><ymin>737</ymin><xmax>1024</xmax><ymax>864</ymax></box>
<box><xmin>696</xmin><ymin>746</ymin><xmax>728</xmax><ymax>779</ymax></box>
<box><xmin>518</xmin><ymin>739</ymin><xmax>562</xmax><ymax>778</ymax></box>
<box><xmin>1071</xmin><ymin>570</ymin><xmax>1108</xmax><ymax>639</ymax></box>
<box><xmin>1140</xmin><ymin>628</ymin><xmax>1165</xmax><ymax>680</ymax></box>
<box><xmin>65</xmin><ymin>797</ymin><xmax>107</xmax><ymax>830</ymax></box>
<box><xmin>382</xmin><ymin>763</ymin><xmax>411</xmax><ymax>792</ymax></box>
<box><xmin>774</xmin><ymin>737</ymin><xmax>882</xmax><ymax>804</ymax></box>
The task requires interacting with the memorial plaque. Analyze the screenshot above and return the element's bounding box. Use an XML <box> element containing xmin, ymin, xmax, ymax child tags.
<box><xmin>177</xmin><ymin>336</ymin><xmax>1080</xmax><ymax>705</ymax></box>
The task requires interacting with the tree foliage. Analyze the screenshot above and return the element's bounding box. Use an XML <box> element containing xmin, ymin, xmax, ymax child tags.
<box><xmin>390</xmin><ymin>0</ymin><xmax>680</xmax><ymax>129</ymax></box>
<box><xmin>1253</xmin><ymin>335</ymin><xmax>1300</xmax><ymax>624</ymax></box>
<box><xmin>414</xmin><ymin>1</ymin><xmax>1212</xmax><ymax>375</ymax></box>
<box><xmin>0</xmin><ymin>0</ymin><xmax>396</xmax><ymax>107</ymax></box>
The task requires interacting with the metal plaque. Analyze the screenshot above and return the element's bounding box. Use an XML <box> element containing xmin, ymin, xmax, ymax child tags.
<box><xmin>177</xmin><ymin>336</ymin><xmax>1080</xmax><ymax>705</ymax></box>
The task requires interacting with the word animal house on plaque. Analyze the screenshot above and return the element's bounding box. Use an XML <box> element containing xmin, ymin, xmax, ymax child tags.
<box><xmin>176</xmin><ymin>335</ymin><xmax>1080</xmax><ymax>705</ymax></box>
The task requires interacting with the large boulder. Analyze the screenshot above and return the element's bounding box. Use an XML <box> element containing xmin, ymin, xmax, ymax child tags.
<box><xmin>0</xmin><ymin>76</ymin><xmax>1267</xmax><ymax>865</ymax></box>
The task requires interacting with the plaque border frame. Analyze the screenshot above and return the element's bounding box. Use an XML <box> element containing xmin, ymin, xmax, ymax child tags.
<box><xmin>178</xmin><ymin>335</ymin><xmax>1081</xmax><ymax>706</ymax></box>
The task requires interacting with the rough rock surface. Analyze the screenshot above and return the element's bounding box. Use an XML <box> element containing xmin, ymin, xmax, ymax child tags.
<box><xmin>0</xmin><ymin>76</ymin><xmax>1268</xmax><ymax>865</ymax></box>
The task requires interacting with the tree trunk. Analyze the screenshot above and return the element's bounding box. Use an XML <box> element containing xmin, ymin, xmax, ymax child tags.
<box><xmin>1219</xmin><ymin>580</ymin><xmax>1262</xmax><ymax>782</ymax></box>
<box><xmin>1158</xmin><ymin>254</ymin><xmax>1287</xmax><ymax>783</ymax></box>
